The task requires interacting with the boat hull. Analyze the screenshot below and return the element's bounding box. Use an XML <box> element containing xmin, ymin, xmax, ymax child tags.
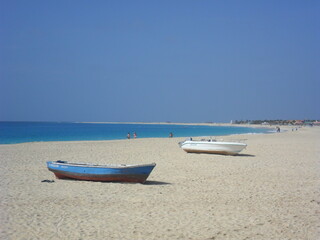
<box><xmin>180</xmin><ymin>141</ymin><xmax>247</xmax><ymax>155</ymax></box>
<box><xmin>47</xmin><ymin>161</ymin><xmax>156</xmax><ymax>183</ymax></box>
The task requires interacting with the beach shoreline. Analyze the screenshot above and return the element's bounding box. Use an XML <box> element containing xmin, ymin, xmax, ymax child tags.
<box><xmin>0</xmin><ymin>121</ymin><xmax>274</xmax><ymax>145</ymax></box>
<box><xmin>1</xmin><ymin>126</ymin><xmax>319</xmax><ymax>239</ymax></box>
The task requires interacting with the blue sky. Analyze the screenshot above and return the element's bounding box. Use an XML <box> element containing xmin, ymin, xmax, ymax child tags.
<box><xmin>1</xmin><ymin>0</ymin><xmax>319</xmax><ymax>122</ymax></box>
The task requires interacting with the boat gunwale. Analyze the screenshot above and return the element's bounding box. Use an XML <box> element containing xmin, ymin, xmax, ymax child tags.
<box><xmin>180</xmin><ymin>140</ymin><xmax>247</xmax><ymax>147</ymax></box>
<box><xmin>47</xmin><ymin>161</ymin><xmax>156</xmax><ymax>169</ymax></box>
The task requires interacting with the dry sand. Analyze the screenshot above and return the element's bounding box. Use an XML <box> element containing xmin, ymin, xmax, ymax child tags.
<box><xmin>0</xmin><ymin>127</ymin><xmax>319</xmax><ymax>240</ymax></box>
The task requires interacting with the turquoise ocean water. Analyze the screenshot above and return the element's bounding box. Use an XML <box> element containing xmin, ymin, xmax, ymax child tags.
<box><xmin>0</xmin><ymin>122</ymin><xmax>270</xmax><ymax>144</ymax></box>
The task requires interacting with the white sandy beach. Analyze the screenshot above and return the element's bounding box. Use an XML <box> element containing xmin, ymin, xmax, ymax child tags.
<box><xmin>0</xmin><ymin>126</ymin><xmax>319</xmax><ymax>240</ymax></box>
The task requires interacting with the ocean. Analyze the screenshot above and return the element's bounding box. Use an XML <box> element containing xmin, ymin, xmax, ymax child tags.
<box><xmin>0</xmin><ymin>122</ymin><xmax>270</xmax><ymax>144</ymax></box>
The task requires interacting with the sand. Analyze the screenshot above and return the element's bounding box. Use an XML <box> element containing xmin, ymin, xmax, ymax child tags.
<box><xmin>0</xmin><ymin>126</ymin><xmax>319</xmax><ymax>240</ymax></box>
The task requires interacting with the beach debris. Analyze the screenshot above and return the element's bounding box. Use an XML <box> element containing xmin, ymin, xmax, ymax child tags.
<box><xmin>311</xmin><ymin>199</ymin><xmax>320</xmax><ymax>205</ymax></box>
<box><xmin>41</xmin><ymin>179</ymin><xmax>55</xmax><ymax>183</ymax></box>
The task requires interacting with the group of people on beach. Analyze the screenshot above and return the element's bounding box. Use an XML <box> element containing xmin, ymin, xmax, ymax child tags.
<box><xmin>127</xmin><ymin>132</ymin><xmax>137</xmax><ymax>139</ymax></box>
<box><xmin>127</xmin><ymin>132</ymin><xmax>174</xmax><ymax>139</ymax></box>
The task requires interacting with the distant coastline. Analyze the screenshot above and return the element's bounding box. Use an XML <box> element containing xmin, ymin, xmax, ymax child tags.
<box><xmin>79</xmin><ymin>121</ymin><xmax>280</xmax><ymax>132</ymax></box>
<box><xmin>80</xmin><ymin>121</ymin><xmax>268</xmax><ymax>127</ymax></box>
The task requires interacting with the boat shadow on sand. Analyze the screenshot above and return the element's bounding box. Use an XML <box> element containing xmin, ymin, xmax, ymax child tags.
<box><xmin>189</xmin><ymin>153</ymin><xmax>256</xmax><ymax>157</ymax></box>
<box><xmin>144</xmin><ymin>180</ymin><xmax>171</xmax><ymax>185</ymax></box>
<box><xmin>235</xmin><ymin>153</ymin><xmax>256</xmax><ymax>157</ymax></box>
<box><xmin>100</xmin><ymin>180</ymin><xmax>171</xmax><ymax>185</ymax></box>
<box><xmin>102</xmin><ymin>180</ymin><xmax>171</xmax><ymax>185</ymax></box>
<box><xmin>44</xmin><ymin>178</ymin><xmax>171</xmax><ymax>185</ymax></box>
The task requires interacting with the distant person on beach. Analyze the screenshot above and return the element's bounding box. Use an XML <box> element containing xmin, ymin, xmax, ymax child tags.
<box><xmin>169</xmin><ymin>132</ymin><xmax>173</xmax><ymax>138</ymax></box>
<box><xmin>134</xmin><ymin>132</ymin><xmax>137</xmax><ymax>139</ymax></box>
<box><xmin>276</xmin><ymin>127</ymin><xmax>280</xmax><ymax>132</ymax></box>
<box><xmin>127</xmin><ymin>133</ymin><xmax>130</xmax><ymax>139</ymax></box>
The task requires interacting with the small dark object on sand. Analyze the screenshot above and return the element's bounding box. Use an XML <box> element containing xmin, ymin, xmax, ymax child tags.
<box><xmin>41</xmin><ymin>179</ymin><xmax>55</xmax><ymax>183</ymax></box>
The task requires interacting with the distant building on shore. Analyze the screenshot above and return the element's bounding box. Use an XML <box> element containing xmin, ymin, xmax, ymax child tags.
<box><xmin>313</xmin><ymin>121</ymin><xmax>320</xmax><ymax>126</ymax></box>
<box><xmin>232</xmin><ymin>119</ymin><xmax>320</xmax><ymax>126</ymax></box>
<box><xmin>294</xmin><ymin>120</ymin><xmax>304</xmax><ymax>125</ymax></box>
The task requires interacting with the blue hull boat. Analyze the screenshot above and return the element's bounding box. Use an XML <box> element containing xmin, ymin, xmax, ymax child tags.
<box><xmin>47</xmin><ymin>161</ymin><xmax>156</xmax><ymax>183</ymax></box>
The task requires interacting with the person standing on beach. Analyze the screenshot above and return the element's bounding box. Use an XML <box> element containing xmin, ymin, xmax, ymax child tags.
<box><xmin>127</xmin><ymin>133</ymin><xmax>130</xmax><ymax>139</ymax></box>
<box><xmin>134</xmin><ymin>132</ymin><xmax>137</xmax><ymax>139</ymax></box>
<box><xmin>169</xmin><ymin>132</ymin><xmax>173</xmax><ymax>138</ymax></box>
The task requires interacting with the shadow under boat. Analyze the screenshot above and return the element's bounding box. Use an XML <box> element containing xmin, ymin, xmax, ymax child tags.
<box><xmin>235</xmin><ymin>153</ymin><xmax>256</xmax><ymax>157</ymax></box>
<box><xmin>46</xmin><ymin>177</ymin><xmax>171</xmax><ymax>185</ymax></box>
<box><xmin>143</xmin><ymin>180</ymin><xmax>172</xmax><ymax>185</ymax></box>
<box><xmin>185</xmin><ymin>152</ymin><xmax>256</xmax><ymax>157</ymax></box>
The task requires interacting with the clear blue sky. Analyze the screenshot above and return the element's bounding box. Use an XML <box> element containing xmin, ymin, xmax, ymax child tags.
<box><xmin>1</xmin><ymin>0</ymin><xmax>319</xmax><ymax>122</ymax></box>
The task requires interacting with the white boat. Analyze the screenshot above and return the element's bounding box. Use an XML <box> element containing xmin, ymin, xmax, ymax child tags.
<box><xmin>179</xmin><ymin>138</ymin><xmax>247</xmax><ymax>155</ymax></box>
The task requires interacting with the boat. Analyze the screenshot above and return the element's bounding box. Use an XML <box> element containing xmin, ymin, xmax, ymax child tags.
<box><xmin>46</xmin><ymin>161</ymin><xmax>156</xmax><ymax>183</ymax></box>
<box><xmin>179</xmin><ymin>138</ymin><xmax>247</xmax><ymax>155</ymax></box>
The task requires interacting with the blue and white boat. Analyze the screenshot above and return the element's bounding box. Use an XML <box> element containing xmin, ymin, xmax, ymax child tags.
<box><xmin>46</xmin><ymin>161</ymin><xmax>156</xmax><ymax>183</ymax></box>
